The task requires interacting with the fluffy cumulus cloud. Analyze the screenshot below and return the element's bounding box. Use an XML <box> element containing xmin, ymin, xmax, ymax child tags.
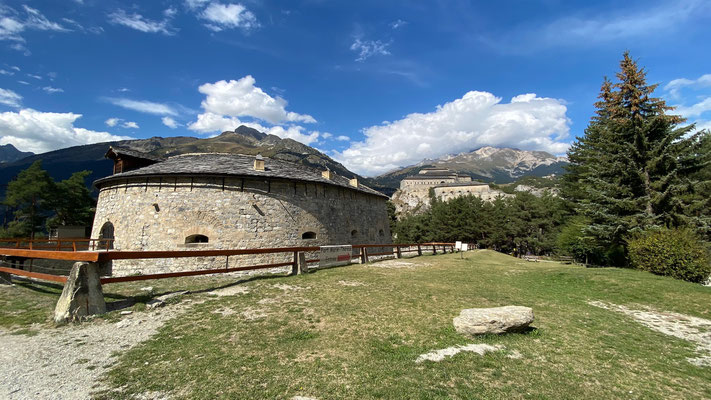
<box><xmin>332</xmin><ymin>91</ymin><xmax>571</xmax><ymax>176</ymax></box>
<box><xmin>195</xmin><ymin>76</ymin><xmax>315</xmax><ymax>124</ymax></box>
<box><xmin>0</xmin><ymin>109</ymin><xmax>132</xmax><ymax>153</ymax></box>
<box><xmin>199</xmin><ymin>2</ymin><xmax>259</xmax><ymax>31</ymax></box>
<box><xmin>0</xmin><ymin>88</ymin><xmax>22</xmax><ymax>107</ymax></box>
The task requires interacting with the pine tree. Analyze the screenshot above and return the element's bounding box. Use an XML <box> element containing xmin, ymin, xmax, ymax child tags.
<box><xmin>565</xmin><ymin>52</ymin><xmax>708</xmax><ymax>257</ymax></box>
<box><xmin>2</xmin><ymin>160</ymin><xmax>54</xmax><ymax>239</ymax></box>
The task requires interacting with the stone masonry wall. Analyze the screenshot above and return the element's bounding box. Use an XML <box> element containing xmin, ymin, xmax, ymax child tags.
<box><xmin>91</xmin><ymin>176</ymin><xmax>392</xmax><ymax>276</ymax></box>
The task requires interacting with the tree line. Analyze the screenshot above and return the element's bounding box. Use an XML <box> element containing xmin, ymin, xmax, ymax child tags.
<box><xmin>0</xmin><ymin>160</ymin><xmax>95</xmax><ymax>239</ymax></box>
<box><xmin>392</xmin><ymin>52</ymin><xmax>711</xmax><ymax>280</ymax></box>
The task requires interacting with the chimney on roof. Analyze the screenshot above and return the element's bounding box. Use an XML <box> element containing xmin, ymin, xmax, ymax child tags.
<box><xmin>322</xmin><ymin>169</ymin><xmax>332</xmax><ymax>180</ymax></box>
<box><xmin>253</xmin><ymin>154</ymin><xmax>265</xmax><ymax>171</ymax></box>
<box><xmin>349</xmin><ymin>178</ymin><xmax>358</xmax><ymax>187</ymax></box>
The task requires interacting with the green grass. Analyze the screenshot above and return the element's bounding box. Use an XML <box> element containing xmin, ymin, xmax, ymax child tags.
<box><xmin>3</xmin><ymin>250</ymin><xmax>711</xmax><ymax>399</ymax></box>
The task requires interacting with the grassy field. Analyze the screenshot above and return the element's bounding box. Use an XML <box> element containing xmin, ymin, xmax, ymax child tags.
<box><xmin>2</xmin><ymin>250</ymin><xmax>711</xmax><ymax>399</ymax></box>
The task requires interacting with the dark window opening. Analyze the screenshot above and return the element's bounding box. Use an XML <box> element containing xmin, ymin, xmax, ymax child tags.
<box><xmin>185</xmin><ymin>234</ymin><xmax>209</xmax><ymax>244</ymax></box>
<box><xmin>379</xmin><ymin>229</ymin><xmax>385</xmax><ymax>237</ymax></box>
<box><xmin>302</xmin><ymin>231</ymin><xmax>316</xmax><ymax>240</ymax></box>
<box><xmin>351</xmin><ymin>229</ymin><xmax>358</xmax><ymax>238</ymax></box>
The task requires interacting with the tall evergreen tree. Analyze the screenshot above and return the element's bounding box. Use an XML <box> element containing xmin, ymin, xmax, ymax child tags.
<box><xmin>565</xmin><ymin>52</ymin><xmax>708</xmax><ymax>257</ymax></box>
<box><xmin>2</xmin><ymin>160</ymin><xmax>54</xmax><ymax>239</ymax></box>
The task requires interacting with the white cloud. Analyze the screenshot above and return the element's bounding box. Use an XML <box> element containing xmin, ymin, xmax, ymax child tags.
<box><xmin>0</xmin><ymin>69</ymin><xmax>14</xmax><ymax>75</ymax></box>
<box><xmin>332</xmin><ymin>91</ymin><xmax>571</xmax><ymax>176</ymax></box>
<box><xmin>105</xmin><ymin>117</ymin><xmax>119</xmax><ymax>127</ymax></box>
<box><xmin>187</xmin><ymin>113</ymin><xmax>320</xmax><ymax>145</ymax></box>
<box><xmin>108</xmin><ymin>9</ymin><xmax>176</xmax><ymax>35</ymax></box>
<box><xmin>11</xmin><ymin>66</ymin><xmax>19</xmax><ymax>71</ymax></box>
<box><xmin>27</xmin><ymin>73</ymin><xmax>41</xmax><ymax>80</ymax></box>
<box><xmin>0</xmin><ymin>5</ymin><xmax>69</xmax><ymax>44</ymax></box>
<box><xmin>350</xmin><ymin>38</ymin><xmax>390</xmax><ymax>62</ymax></box>
<box><xmin>17</xmin><ymin>80</ymin><xmax>29</xmax><ymax>85</ymax></box>
<box><xmin>185</xmin><ymin>0</ymin><xmax>210</xmax><ymax>10</ymax></box>
<box><xmin>0</xmin><ymin>88</ymin><xmax>22</xmax><ymax>108</ymax></box>
<box><xmin>199</xmin><ymin>3</ymin><xmax>258</xmax><ymax>31</ymax></box>
<box><xmin>105</xmin><ymin>97</ymin><xmax>179</xmax><ymax>116</ymax></box>
<box><xmin>196</xmin><ymin>76</ymin><xmax>315</xmax><ymax>124</ymax></box>
<box><xmin>42</xmin><ymin>86</ymin><xmax>63</xmax><ymax>94</ymax></box>
<box><xmin>321</xmin><ymin>132</ymin><xmax>332</xmax><ymax>139</ymax></box>
<box><xmin>675</xmin><ymin>97</ymin><xmax>711</xmax><ymax>118</ymax></box>
<box><xmin>188</xmin><ymin>112</ymin><xmax>243</xmax><ymax>133</ymax></box>
<box><xmin>390</xmin><ymin>19</ymin><xmax>407</xmax><ymax>29</ymax></box>
<box><xmin>335</xmin><ymin>135</ymin><xmax>350</xmax><ymax>141</ymax></box>
<box><xmin>486</xmin><ymin>0</ymin><xmax>709</xmax><ymax>53</ymax></box>
<box><xmin>665</xmin><ymin>74</ymin><xmax>711</xmax><ymax>99</ymax></box>
<box><xmin>161</xmin><ymin>116</ymin><xmax>179</xmax><ymax>128</ymax></box>
<box><xmin>122</xmin><ymin>121</ymin><xmax>139</xmax><ymax>129</ymax></box>
<box><xmin>22</xmin><ymin>5</ymin><xmax>69</xmax><ymax>32</ymax></box>
<box><xmin>0</xmin><ymin>109</ymin><xmax>132</xmax><ymax>153</ymax></box>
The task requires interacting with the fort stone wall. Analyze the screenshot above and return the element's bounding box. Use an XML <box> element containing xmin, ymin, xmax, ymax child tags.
<box><xmin>91</xmin><ymin>176</ymin><xmax>392</xmax><ymax>276</ymax></box>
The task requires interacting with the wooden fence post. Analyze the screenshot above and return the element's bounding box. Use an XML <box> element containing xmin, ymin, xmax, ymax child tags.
<box><xmin>432</xmin><ymin>245</ymin><xmax>437</xmax><ymax>255</ymax></box>
<box><xmin>360</xmin><ymin>247</ymin><xmax>369</xmax><ymax>264</ymax></box>
<box><xmin>396</xmin><ymin>245</ymin><xmax>402</xmax><ymax>259</ymax></box>
<box><xmin>417</xmin><ymin>245</ymin><xmax>422</xmax><ymax>256</ymax></box>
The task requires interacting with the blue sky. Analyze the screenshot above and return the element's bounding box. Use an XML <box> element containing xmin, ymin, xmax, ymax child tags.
<box><xmin>0</xmin><ymin>0</ymin><xmax>710</xmax><ymax>176</ymax></box>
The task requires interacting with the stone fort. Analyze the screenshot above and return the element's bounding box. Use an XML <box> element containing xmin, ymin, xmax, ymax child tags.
<box><xmin>91</xmin><ymin>147</ymin><xmax>392</xmax><ymax>276</ymax></box>
<box><xmin>392</xmin><ymin>168</ymin><xmax>509</xmax><ymax>216</ymax></box>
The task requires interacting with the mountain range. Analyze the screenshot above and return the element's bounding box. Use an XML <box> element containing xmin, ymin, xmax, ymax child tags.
<box><xmin>0</xmin><ymin>128</ymin><xmax>568</xmax><ymax>196</ymax></box>
<box><xmin>372</xmin><ymin>147</ymin><xmax>569</xmax><ymax>192</ymax></box>
<box><xmin>0</xmin><ymin>144</ymin><xmax>34</xmax><ymax>164</ymax></box>
<box><xmin>0</xmin><ymin>126</ymin><xmax>359</xmax><ymax>196</ymax></box>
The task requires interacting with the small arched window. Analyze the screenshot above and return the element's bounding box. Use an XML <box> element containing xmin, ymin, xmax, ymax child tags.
<box><xmin>185</xmin><ymin>234</ymin><xmax>209</xmax><ymax>244</ymax></box>
<box><xmin>302</xmin><ymin>231</ymin><xmax>316</xmax><ymax>240</ymax></box>
<box><xmin>351</xmin><ymin>229</ymin><xmax>358</xmax><ymax>238</ymax></box>
<box><xmin>378</xmin><ymin>229</ymin><xmax>385</xmax><ymax>237</ymax></box>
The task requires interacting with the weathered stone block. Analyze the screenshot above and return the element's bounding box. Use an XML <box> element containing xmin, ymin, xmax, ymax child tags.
<box><xmin>453</xmin><ymin>306</ymin><xmax>534</xmax><ymax>335</ymax></box>
<box><xmin>54</xmin><ymin>262</ymin><xmax>106</xmax><ymax>324</ymax></box>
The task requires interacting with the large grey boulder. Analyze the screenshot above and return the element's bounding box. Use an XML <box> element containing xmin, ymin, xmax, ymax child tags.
<box><xmin>54</xmin><ymin>262</ymin><xmax>106</xmax><ymax>324</ymax></box>
<box><xmin>453</xmin><ymin>306</ymin><xmax>534</xmax><ymax>335</ymax></box>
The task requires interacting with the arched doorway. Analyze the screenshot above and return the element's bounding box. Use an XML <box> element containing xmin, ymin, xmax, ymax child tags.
<box><xmin>99</xmin><ymin>222</ymin><xmax>114</xmax><ymax>250</ymax></box>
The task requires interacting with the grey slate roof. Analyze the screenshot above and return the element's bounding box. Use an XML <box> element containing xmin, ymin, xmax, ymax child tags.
<box><xmin>106</xmin><ymin>146</ymin><xmax>164</xmax><ymax>163</ymax></box>
<box><xmin>95</xmin><ymin>153</ymin><xmax>387</xmax><ymax>198</ymax></box>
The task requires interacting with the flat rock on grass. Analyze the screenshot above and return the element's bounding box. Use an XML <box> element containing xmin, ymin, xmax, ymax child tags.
<box><xmin>416</xmin><ymin>344</ymin><xmax>504</xmax><ymax>363</ymax></box>
<box><xmin>454</xmin><ymin>306</ymin><xmax>534</xmax><ymax>336</ymax></box>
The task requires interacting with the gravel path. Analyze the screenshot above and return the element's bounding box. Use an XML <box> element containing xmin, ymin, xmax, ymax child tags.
<box><xmin>0</xmin><ymin>299</ymin><xmax>197</xmax><ymax>400</ymax></box>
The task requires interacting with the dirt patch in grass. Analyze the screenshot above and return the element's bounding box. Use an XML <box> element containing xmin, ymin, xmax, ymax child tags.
<box><xmin>207</xmin><ymin>285</ymin><xmax>250</xmax><ymax>297</ymax></box>
<box><xmin>589</xmin><ymin>300</ymin><xmax>711</xmax><ymax>367</ymax></box>
<box><xmin>337</xmin><ymin>280</ymin><xmax>365</xmax><ymax>287</ymax></box>
<box><xmin>368</xmin><ymin>260</ymin><xmax>426</xmax><ymax>269</ymax></box>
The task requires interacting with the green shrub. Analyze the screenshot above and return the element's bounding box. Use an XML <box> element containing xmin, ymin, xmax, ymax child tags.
<box><xmin>627</xmin><ymin>228</ymin><xmax>711</xmax><ymax>283</ymax></box>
